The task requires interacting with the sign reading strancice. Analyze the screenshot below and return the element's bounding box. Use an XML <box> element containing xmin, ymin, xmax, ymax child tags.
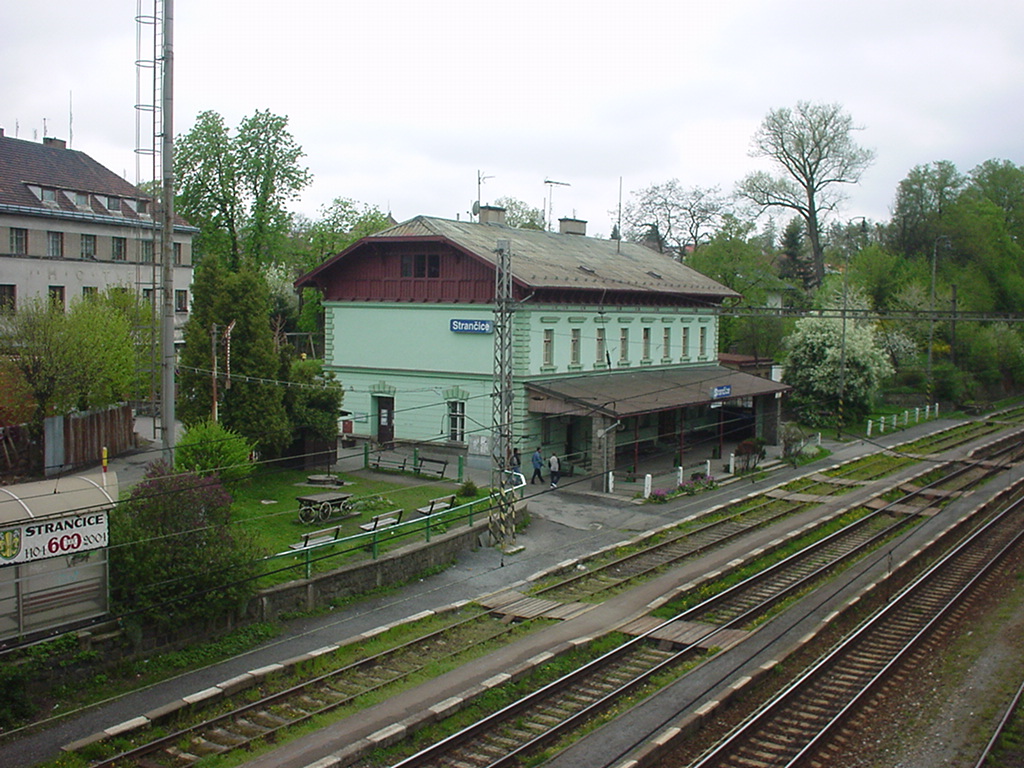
<box><xmin>0</xmin><ymin>511</ymin><xmax>109</xmax><ymax>565</ymax></box>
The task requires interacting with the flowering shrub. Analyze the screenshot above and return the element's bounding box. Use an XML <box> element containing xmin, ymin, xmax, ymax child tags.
<box><xmin>644</xmin><ymin>473</ymin><xmax>718</xmax><ymax>502</ymax></box>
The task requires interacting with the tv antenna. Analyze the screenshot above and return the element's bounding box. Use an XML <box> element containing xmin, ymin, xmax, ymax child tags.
<box><xmin>544</xmin><ymin>178</ymin><xmax>570</xmax><ymax>231</ymax></box>
<box><xmin>476</xmin><ymin>170</ymin><xmax>494</xmax><ymax>220</ymax></box>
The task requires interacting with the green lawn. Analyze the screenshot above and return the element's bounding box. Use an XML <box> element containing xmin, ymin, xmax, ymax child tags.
<box><xmin>224</xmin><ymin>466</ymin><xmax>490</xmax><ymax>585</ymax></box>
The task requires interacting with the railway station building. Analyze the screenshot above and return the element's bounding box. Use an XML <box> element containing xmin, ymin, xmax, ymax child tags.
<box><xmin>296</xmin><ymin>207</ymin><xmax>790</xmax><ymax>489</ymax></box>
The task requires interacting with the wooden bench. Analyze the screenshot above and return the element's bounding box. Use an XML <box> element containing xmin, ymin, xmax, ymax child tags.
<box><xmin>414</xmin><ymin>456</ymin><xmax>448</xmax><ymax>478</ymax></box>
<box><xmin>290</xmin><ymin>524</ymin><xmax>344</xmax><ymax>550</ymax></box>
<box><xmin>359</xmin><ymin>509</ymin><xmax>405</xmax><ymax>532</ymax></box>
<box><xmin>370</xmin><ymin>454</ymin><xmax>409</xmax><ymax>472</ymax></box>
<box><xmin>417</xmin><ymin>494</ymin><xmax>457</xmax><ymax>516</ymax></box>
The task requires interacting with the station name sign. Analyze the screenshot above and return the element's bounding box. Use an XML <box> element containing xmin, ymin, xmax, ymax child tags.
<box><xmin>450</xmin><ymin>319</ymin><xmax>493</xmax><ymax>334</ymax></box>
<box><xmin>0</xmin><ymin>511</ymin><xmax>109</xmax><ymax>566</ymax></box>
<box><xmin>711</xmin><ymin>384</ymin><xmax>732</xmax><ymax>400</ymax></box>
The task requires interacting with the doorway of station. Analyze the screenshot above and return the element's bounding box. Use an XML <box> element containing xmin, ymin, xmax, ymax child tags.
<box><xmin>374</xmin><ymin>396</ymin><xmax>395</xmax><ymax>447</ymax></box>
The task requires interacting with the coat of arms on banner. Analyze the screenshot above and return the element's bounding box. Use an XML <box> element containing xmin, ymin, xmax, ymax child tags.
<box><xmin>0</xmin><ymin>528</ymin><xmax>22</xmax><ymax>561</ymax></box>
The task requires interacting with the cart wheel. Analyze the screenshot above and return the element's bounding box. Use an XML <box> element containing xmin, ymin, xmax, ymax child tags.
<box><xmin>298</xmin><ymin>504</ymin><xmax>317</xmax><ymax>524</ymax></box>
<box><xmin>318</xmin><ymin>501</ymin><xmax>333</xmax><ymax>521</ymax></box>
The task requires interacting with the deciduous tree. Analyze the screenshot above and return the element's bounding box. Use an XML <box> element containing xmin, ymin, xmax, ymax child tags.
<box><xmin>738</xmin><ymin>102</ymin><xmax>874</xmax><ymax>289</ymax></box>
<box><xmin>175</xmin><ymin>109</ymin><xmax>312</xmax><ymax>269</ymax></box>
<box><xmin>621</xmin><ymin>180</ymin><xmax>728</xmax><ymax>257</ymax></box>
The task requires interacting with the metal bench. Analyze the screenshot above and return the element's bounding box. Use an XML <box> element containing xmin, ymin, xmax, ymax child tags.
<box><xmin>416</xmin><ymin>493</ymin><xmax>457</xmax><ymax>516</ymax></box>
<box><xmin>414</xmin><ymin>456</ymin><xmax>448</xmax><ymax>478</ymax></box>
<box><xmin>290</xmin><ymin>524</ymin><xmax>344</xmax><ymax>550</ymax></box>
<box><xmin>370</xmin><ymin>454</ymin><xmax>409</xmax><ymax>472</ymax></box>
<box><xmin>358</xmin><ymin>509</ymin><xmax>405</xmax><ymax>532</ymax></box>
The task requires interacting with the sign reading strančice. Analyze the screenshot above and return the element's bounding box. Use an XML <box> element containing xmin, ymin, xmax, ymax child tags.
<box><xmin>0</xmin><ymin>511</ymin><xmax>109</xmax><ymax>566</ymax></box>
<box><xmin>450</xmin><ymin>319</ymin><xmax>494</xmax><ymax>334</ymax></box>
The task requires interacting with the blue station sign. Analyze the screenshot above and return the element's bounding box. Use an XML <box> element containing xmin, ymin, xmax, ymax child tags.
<box><xmin>450</xmin><ymin>319</ymin><xmax>493</xmax><ymax>334</ymax></box>
<box><xmin>711</xmin><ymin>384</ymin><xmax>732</xmax><ymax>400</ymax></box>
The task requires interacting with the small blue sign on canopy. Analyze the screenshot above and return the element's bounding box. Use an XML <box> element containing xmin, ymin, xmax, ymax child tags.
<box><xmin>711</xmin><ymin>384</ymin><xmax>732</xmax><ymax>400</ymax></box>
<box><xmin>450</xmin><ymin>319</ymin><xmax>493</xmax><ymax>334</ymax></box>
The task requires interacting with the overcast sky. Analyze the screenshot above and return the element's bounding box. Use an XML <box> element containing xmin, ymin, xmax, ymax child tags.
<box><xmin>4</xmin><ymin>1</ymin><xmax>1022</xmax><ymax>238</ymax></box>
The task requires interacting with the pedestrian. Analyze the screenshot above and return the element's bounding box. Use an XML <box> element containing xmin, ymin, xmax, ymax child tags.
<box><xmin>511</xmin><ymin>448</ymin><xmax>522</xmax><ymax>478</ymax></box>
<box><xmin>548</xmin><ymin>452</ymin><xmax>561</xmax><ymax>488</ymax></box>
<box><xmin>531</xmin><ymin>446</ymin><xmax>544</xmax><ymax>484</ymax></box>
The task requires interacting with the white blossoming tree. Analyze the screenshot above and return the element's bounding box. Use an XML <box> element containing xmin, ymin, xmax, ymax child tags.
<box><xmin>784</xmin><ymin>310</ymin><xmax>894</xmax><ymax>428</ymax></box>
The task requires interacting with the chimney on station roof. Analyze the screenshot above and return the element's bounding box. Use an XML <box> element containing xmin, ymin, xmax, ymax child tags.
<box><xmin>558</xmin><ymin>217</ymin><xmax>587</xmax><ymax>236</ymax></box>
<box><xmin>478</xmin><ymin>205</ymin><xmax>507</xmax><ymax>226</ymax></box>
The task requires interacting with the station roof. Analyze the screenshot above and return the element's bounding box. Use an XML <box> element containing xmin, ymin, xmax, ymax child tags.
<box><xmin>525</xmin><ymin>366</ymin><xmax>790</xmax><ymax>419</ymax></box>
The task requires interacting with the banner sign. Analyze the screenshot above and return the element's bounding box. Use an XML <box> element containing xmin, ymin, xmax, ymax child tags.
<box><xmin>0</xmin><ymin>511</ymin><xmax>108</xmax><ymax>566</ymax></box>
<box><xmin>450</xmin><ymin>319</ymin><xmax>493</xmax><ymax>334</ymax></box>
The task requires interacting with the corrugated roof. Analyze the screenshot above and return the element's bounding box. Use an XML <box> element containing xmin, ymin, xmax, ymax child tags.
<box><xmin>370</xmin><ymin>216</ymin><xmax>739</xmax><ymax>300</ymax></box>
<box><xmin>525</xmin><ymin>366</ymin><xmax>790</xmax><ymax>418</ymax></box>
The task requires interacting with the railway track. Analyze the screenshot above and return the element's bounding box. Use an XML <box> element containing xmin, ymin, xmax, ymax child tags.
<box><xmin>67</xmin><ymin>421</ymin><xmax>1024</xmax><ymax>768</ymax></box>
<box><xmin>357</xmin><ymin>443</ymin><xmax>1024</xmax><ymax>767</ymax></box>
<box><xmin>685</xmin><ymin>487</ymin><xmax>1024</xmax><ymax>768</ymax></box>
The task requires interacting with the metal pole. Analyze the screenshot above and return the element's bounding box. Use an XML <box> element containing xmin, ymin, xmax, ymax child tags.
<box><xmin>159</xmin><ymin>0</ymin><xmax>176</xmax><ymax>460</ymax></box>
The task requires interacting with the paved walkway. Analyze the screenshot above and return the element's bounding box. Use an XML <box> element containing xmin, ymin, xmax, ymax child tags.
<box><xmin>4</xmin><ymin>418</ymin><xmax>953</xmax><ymax>768</ymax></box>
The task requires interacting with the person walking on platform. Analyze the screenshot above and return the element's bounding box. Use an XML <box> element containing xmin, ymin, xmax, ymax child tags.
<box><xmin>531</xmin><ymin>447</ymin><xmax>544</xmax><ymax>484</ymax></box>
<box><xmin>548</xmin><ymin>453</ymin><xmax>561</xmax><ymax>489</ymax></box>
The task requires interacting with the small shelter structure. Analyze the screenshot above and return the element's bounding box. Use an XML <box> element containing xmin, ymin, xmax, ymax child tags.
<box><xmin>0</xmin><ymin>473</ymin><xmax>116</xmax><ymax>642</ymax></box>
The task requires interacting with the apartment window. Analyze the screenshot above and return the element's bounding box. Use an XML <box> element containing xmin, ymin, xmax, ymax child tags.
<box><xmin>142</xmin><ymin>287</ymin><xmax>155</xmax><ymax>305</ymax></box>
<box><xmin>699</xmin><ymin>326</ymin><xmax>708</xmax><ymax>357</ymax></box>
<box><xmin>681</xmin><ymin>326</ymin><xmax>691</xmax><ymax>359</ymax></box>
<box><xmin>175</xmin><ymin>289</ymin><xmax>189</xmax><ymax>313</ymax></box>
<box><xmin>0</xmin><ymin>285</ymin><xmax>15</xmax><ymax>315</ymax></box>
<box><xmin>642</xmin><ymin>327</ymin><xmax>652</xmax><ymax>361</ymax></box>
<box><xmin>47</xmin><ymin>231</ymin><xmax>64</xmax><ymax>258</ymax></box>
<box><xmin>141</xmin><ymin>240</ymin><xmax>154</xmax><ymax>263</ymax></box>
<box><xmin>74</xmin><ymin>191</ymin><xmax>88</xmax><ymax>207</ymax></box>
<box><xmin>447</xmin><ymin>401</ymin><xmax>466</xmax><ymax>442</ymax></box>
<box><xmin>663</xmin><ymin>327</ymin><xmax>671</xmax><ymax>359</ymax></box>
<box><xmin>173</xmin><ymin>242</ymin><xmax>183</xmax><ymax>265</ymax></box>
<box><xmin>542</xmin><ymin>329</ymin><xmax>555</xmax><ymax>367</ymax></box>
<box><xmin>10</xmin><ymin>228</ymin><xmax>27</xmax><ymax>255</ymax></box>
<box><xmin>41</xmin><ymin>188</ymin><xmax>57</xmax><ymax>204</ymax></box>
<box><xmin>596</xmin><ymin>327</ymin><xmax>606</xmax><ymax>364</ymax></box>
<box><xmin>106</xmin><ymin>196</ymin><xmax>119</xmax><ymax>212</ymax></box>
<box><xmin>570</xmin><ymin>328</ymin><xmax>581</xmax><ymax>366</ymax></box>
<box><xmin>80</xmin><ymin>234</ymin><xmax>97</xmax><ymax>259</ymax></box>
<box><xmin>48</xmin><ymin>285</ymin><xmax>66</xmax><ymax>310</ymax></box>
<box><xmin>82</xmin><ymin>286</ymin><xmax>98</xmax><ymax>300</ymax></box>
<box><xmin>400</xmin><ymin>253</ymin><xmax>440</xmax><ymax>278</ymax></box>
<box><xmin>619</xmin><ymin>328</ymin><xmax>629</xmax><ymax>364</ymax></box>
<box><xmin>112</xmin><ymin>237</ymin><xmax>127</xmax><ymax>261</ymax></box>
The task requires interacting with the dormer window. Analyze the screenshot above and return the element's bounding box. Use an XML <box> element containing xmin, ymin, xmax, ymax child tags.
<box><xmin>41</xmin><ymin>188</ymin><xmax>57</xmax><ymax>204</ymax></box>
<box><xmin>73</xmin><ymin>191</ymin><xmax>89</xmax><ymax>208</ymax></box>
<box><xmin>106</xmin><ymin>196</ymin><xmax>119</xmax><ymax>212</ymax></box>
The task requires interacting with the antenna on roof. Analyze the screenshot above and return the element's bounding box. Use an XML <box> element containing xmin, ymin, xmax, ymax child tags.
<box><xmin>476</xmin><ymin>170</ymin><xmax>494</xmax><ymax>220</ymax></box>
<box><xmin>544</xmin><ymin>178</ymin><xmax>570</xmax><ymax>231</ymax></box>
<box><xmin>68</xmin><ymin>91</ymin><xmax>73</xmax><ymax>148</ymax></box>
<box><xmin>616</xmin><ymin>176</ymin><xmax>623</xmax><ymax>254</ymax></box>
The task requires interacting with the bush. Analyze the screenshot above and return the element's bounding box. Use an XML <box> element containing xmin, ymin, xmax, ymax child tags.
<box><xmin>109</xmin><ymin>461</ymin><xmax>263</xmax><ymax>631</ymax></box>
<box><xmin>458</xmin><ymin>480</ymin><xmax>479</xmax><ymax>498</ymax></box>
<box><xmin>175</xmin><ymin>419</ymin><xmax>255</xmax><ymax>484</ymax></box>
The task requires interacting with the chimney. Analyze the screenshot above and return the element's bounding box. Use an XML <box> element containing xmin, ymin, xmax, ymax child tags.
<box><xmin>478</xmin><ymin>205</ymin><xmax>507</xmax><ymax>226</ymax></box>
<box><xmin>558</xmin><ymin>217</ymin><xmax>587</xmax><ymax>236</ymax></box>
<box><xmin>0</xmin><ymin>127</ymin><xmax>4</xmax><ymax>137</ymax></box>
<box><xmin>43</xmin><ymin>137</ymin><xmax>67</xmax><ymax>149</ymax></box>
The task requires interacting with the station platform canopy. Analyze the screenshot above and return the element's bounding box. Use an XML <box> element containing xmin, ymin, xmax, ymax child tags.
<box><xmin>525</xmin><ymin>365</ymin><xmax>790</xmax><ymax>419</ymax></box>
